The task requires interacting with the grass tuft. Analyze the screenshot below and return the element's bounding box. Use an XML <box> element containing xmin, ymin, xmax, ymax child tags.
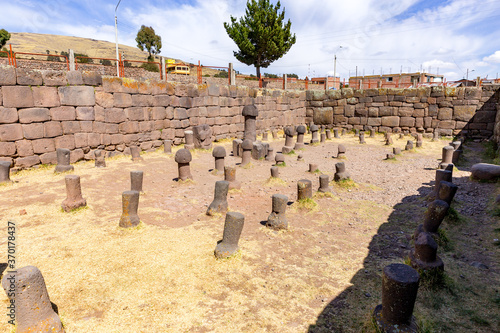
<box><xmin>264</xmin><ymin>177</ymin><xmax>287</xmax><ymax>186</ymax></box>
<box><xmin>283</xmin><ymin>150</ymin><xmax>296</xmax><ymax>155</ymax></box>
<box><xmin>275</xmin><ymin>162</ymin><xmax>286</xmax><ymax>167</ymax></box>
<box><xmin>436</xmin><ymin>229</ymin><xmax>454</xmax><ymax>251</ymax></box>
<box><xmin>332</xmin><ymin>178</ymin><xmax>357</xmax><ymax>189</ymax></box>
<box><xmin>445</xmin><ymin>207</ymin><xmax>465</xmax><ymax>224</ymax></box>
<box><xmin>294</xmin><ymin>197</ymin><xmax>318</xmax><ymax>211</ymax></box>
<box><xmin>60</xmin><ymin>205</ymin><xmax>89</xmax><ymax>214</ymax></box>
<box><xmin>314</xmin><ymin>191</ymin><xmax>334</xmax><ymax>198</ymax></box>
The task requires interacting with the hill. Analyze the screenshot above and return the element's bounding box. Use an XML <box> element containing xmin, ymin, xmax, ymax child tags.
<box><xmin>6</xmin><ymin>32</ymin><xmax>224</xmax><ymax>76</ymax></box>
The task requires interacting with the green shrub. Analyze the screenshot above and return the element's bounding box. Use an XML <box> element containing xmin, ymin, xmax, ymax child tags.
<box><xmin>140</xmin><ymin>62</ymin><xmax>160</xmax><ymax>72</ymax></box>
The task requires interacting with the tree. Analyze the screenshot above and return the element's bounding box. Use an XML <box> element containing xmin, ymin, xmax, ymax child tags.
<box><xmin>0</xmin><ymin>29</ymin><xmax>11</xmax><ymax>49</ymax></box>
<box><xmin>135</xmin><ymin>25</ymin><xmax>162</xmax><ymax>62</ymax></box>
<box><xmin>224</xmin><ymin>0</ymin><xmax>296</xmax><ymax>79</ymax></box>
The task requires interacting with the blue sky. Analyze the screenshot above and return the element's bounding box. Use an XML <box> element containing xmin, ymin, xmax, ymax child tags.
<box><xmin>3</xmin><ymin>0</ymin><xmax>500</xmax><ymax>81</ymax></box>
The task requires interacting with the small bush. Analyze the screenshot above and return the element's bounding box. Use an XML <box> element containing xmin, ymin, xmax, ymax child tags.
<box><xmin>140</xmin><ymin>62</ymin><xmax>160</xmax><ymax>72</ymax></box>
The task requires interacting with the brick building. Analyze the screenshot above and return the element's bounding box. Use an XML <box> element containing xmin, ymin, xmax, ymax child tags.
<box><xmin>349</xmin><ymin>72</ymin><xmax>444</xmax><ymax>89</ymax></box>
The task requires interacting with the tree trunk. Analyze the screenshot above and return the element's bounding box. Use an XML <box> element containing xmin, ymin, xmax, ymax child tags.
<box><xmin>256</xmin><ymin>66</ymin><xmax>261</xmax><ymax>80</ymax></box>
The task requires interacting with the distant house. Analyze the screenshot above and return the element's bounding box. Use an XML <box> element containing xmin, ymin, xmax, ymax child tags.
<box><xmin>348</xmin><ymin>72</ymin><xmax>444</xmax><ymax>89</ymax></box>
<box><xmin>310</xmin><ymin>76</ymin><xmax>341</xmax><ymax>89</ymax></box>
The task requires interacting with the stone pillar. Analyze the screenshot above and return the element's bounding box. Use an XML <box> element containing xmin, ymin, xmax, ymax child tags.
<box><xmin>163</xmin><ymin>140</ymin><xmax>172</xmax><ymax>154</ymax></box>
<box><xmin>282</xmin><ymin>126</ymin><xmax>296</xmax><ymax>153</ymax></box>
<box><xmin>370</xmin><ymin>128</ymin><xmax>376</xmax><ymax>138</ymax></box>
<box><xmin>229</xmin><ymin>63</ymin><xmax>235</xmax><ymax>86</ymax></box>
<box><xmin>337</xmin><ymin>144</ymin><xmax>346</xmax><ymax>158</ymax></box>
<box><xmin>175</xmin><ymin>149</ymin><xmax>193</xmax><ymax>181</ymax></box>
<box><xmin>409</xmin><ymin>232</ymin><xmax>444</xmax><ymax>272</ymax></box>
<box><xmin>334</xmin><ymin>162</ymin><xmax>350</xmax><ymax>181</ymax></box>
<box><xmin>214</xmin><ymin>212</ymin><xmax>245</xmax><ymax>259</ymax></box>
<box><xmin>1</xmin><ymin>266</ymin><xmax>65</xmax><ymax>333</ymax></box>
<box><xmin>334</xmin><ymin>128</ymin><xmax>340</xmax><ymax>138</ymax></box>
<box><xmin>61</xmin><ymin>175</ymin><xmax>87</xmax><ymax>212</ymax></box>
<box><xmin>55</xmin><ymin>148</ymin><xmax>74</xmax><ymax>173</ymax></box>
<box><xmin>224</xmin><ymin>166</ymin><xmax>241</xmax><ymax>190</ymax></box>
<box><xmin>266</xmin><ymin>194</ymin><xmax>288</xmax><ymax>230</ymax></box>
<box><xmin>265</xmin><ymin>147</ymin><xmax>275</xmax><ymax>162</ymax></box>
<box><xmin>270</xmin><ymin>166</ymin><xmax>279</xmax><ymax>178</ymax></box>
<box><xmin>416</xmin><ymin>133</ymin><xmax>423</xmax><ymax>148</ymax></box>
<box><xmin>318</xmin><ymin>174</ymin><xmax>331</xmax><ymax>192</ymax></box>
<box><xmin>310</xmin><ymin>125</ymin><xmax>319</xmax><ymax>143</ymax></box>
<box><xmin>428</xmin><ymin>169</ymin><xmax>452</xmax><ymax>200</ymax></box>
<box><xmin>130</xmin><ymin>170</ymin><xmax>144</xmax><ymax>193</ymax></box>
<box><xmin>372</xmin><ymin>263</ymin><xmax>420</xmax><ymax>332</ymax></box>
<box><xmin>192</xmin><ymin>124</ymin><xmax>212</xmax><ymax>149</ymax></box>
<box><xmin>160</xmin><ymin>57</ymin><xmax>166</xmax><ymax>80</ymax></box>
<box><xmin>421</xmin><ymin>199</ymin><xmax>450</xmax><ymax>234</ymax></box>
<box><xmin>241</xmin><ymin>139</ymin><xmax>253</xmax><ymax>166</ymax></box>
<box><xmin>438</xmin><ymin>181</ymin><xmax>458</xmax><ymax>205</ymax></box>
<box><xmin>297</xmin><ymin>179</ymin><xmax>312</xmax><ymax>200</ymax></box>
<box><xmin>0</xmin><ymin>161</ymin><xmax>11</xmax><ymax>183</ymax></box>
<box><xmin>212</xmin><ymin>146</ymin><xmax>226</xmax><ymax>174</ymax></box>
<box><xmin>325</xmin><ymin>129</ymin><xmax>331</xmax><ymax>140</ymax></box>
<box><xmin>207</xmin><ymin>180</ymin><xmax>229</xmax><ymax>216</ymax></box>
<box><xmin>184</xmin><ymin>130</ymin><xmax>195</xmax><ymax>150</ymax></box>
<box><xmin>130</xmin><ymin>145</ymin><xmax>143</xmax><ymax>161</ymax></box>
<box><xmin>283</xmin><ymin>74</ymin><xmax>288</xmax><ymax>90</ymax></box>
<box><xmin>242</xmin><ymin>104</ymin><xmax>259</xmax><ymax>142</ymax></box>
<box><xmin>119</xmin><ymin>190</ymin><xmax>140</xmax><ymax>228</ymax></box>
<box><xmin>439</xmin><ymin>146</ymin><xmax>454</xmax><ymax>169</ymax></box>
<box><xmin>232</xmin><ymin>139</ymin><xmax>242</xmax><ymax>157</ymax></box>
<box><xmin>405</xmin><ymin>140</ymin><xmax>414</xmax><ymax>150</ymax></box>
<box><xmin>69</xmin><ymin>49</ymin><xmax>75</xmax><ymax>71</ymax></box>
<box><xmin>359</xmin><ymin>132</ymin><xmax>366</xmax><ymax>144</ymax></box>
<box><xmin>385</xmin><ymin>133</ymin><xmax>393</xmax><ymax>145</ymax></box>
<box><xmin>94</xmin><ymin>149</ymin><xmax>106</xmax><ymax>167</ymax></box>
<box><xmin>275</xmin><ymin>153</ymin><xmax>285</xmax><ymax>166</ymax></box>
<box><xmin>393</xmin><ymin>147</ymin><xmax>401</xmax><ymax>155</ymax></box>
<box><xmin>294</xmin><ymin>125</ymin><xmax>306</xmax><ymax>150</ymax></box>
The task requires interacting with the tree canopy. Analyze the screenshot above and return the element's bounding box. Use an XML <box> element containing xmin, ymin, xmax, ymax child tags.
<box><xmin>224</xmin><ymin>0</ymin><xmax>296</xmax><ymax>79</ymax></box>
<box><xmin>0</xmin><ymin>29</ymin><xmax>11</xmax><ymax>49</ymax></box>
<box><xmin>135</xmin><ymin>25</ymin><xmax>162</xmax><ymax>61</ymax></box>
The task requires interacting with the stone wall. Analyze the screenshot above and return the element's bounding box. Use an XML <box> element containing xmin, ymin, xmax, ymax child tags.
<box><xmin>0</xmin><ymin>66</ymin><xmax>305</xmax><ymax>169</ymax></box>
<box><xmin>306</xmin><ymin>85</ymin><xmax>500</xmax><ymax>138</ymax></box>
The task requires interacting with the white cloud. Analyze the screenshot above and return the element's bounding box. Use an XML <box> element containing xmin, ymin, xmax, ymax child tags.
<box><xmin>483</xmin><ymin>51</ymin><xmax>500</xmax><ymax>63</ymax></box>
<box><xmin>3</xmin><ymin>0</ymin><xmax>500</xmax><ymax>81</ymax></box>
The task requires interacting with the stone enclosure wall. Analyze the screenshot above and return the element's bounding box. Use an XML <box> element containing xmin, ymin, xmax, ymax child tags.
<box><xmin>0</xmin><ymin>66</ymin><xmax>305</xmax><ymax>169</ymax></box>
<box><xmin>1</xmin><ymin>65</ymin><xmax>499</xmax><ymax>169</ymax></box>
<box><xmin>306</xmin><ymin>85</ymin><xmax>500</xmax><ymax>139</ymax></box>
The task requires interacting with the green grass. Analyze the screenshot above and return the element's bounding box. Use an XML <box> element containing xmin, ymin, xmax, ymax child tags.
<box><xmin>275</xmin><ymin>162</ymin><xmax>286</xmax><ymax>167</ymax></box>
<box><xmin>283</xmin><ymin>150</ymin><xmax>296</xmax><ymax>155</ymax></box>
<box><xmin>295</xmin><ymin>197</ymin><xmax>318</xmax><ymax>211</ymax></box>
<box><xmin>60</xmin><ymin>205</ymin><xmax>89</xmax><ymax>214</ymax></box>
<box><xmin>445</xmin><ymin>207</ymin><xmax>465</xmax><ymax>224</ymax></box>
<box><xmin>333</xmin><ymin>178</ymin><xmax>357</xmax><ymax>189</ymax></box>
<box><xmin>436</xmin><ymin>229</ymin><xmax>454</xmax><ymax>251</ymax></box>
<box><xmin>482</xmin><ymin>141</ymin><xmax>499</xmax><ymax>164</ymax></box>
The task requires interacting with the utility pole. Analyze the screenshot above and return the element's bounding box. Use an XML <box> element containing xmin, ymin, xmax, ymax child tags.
<box><xmin>114</xmin><ymin>0</ymin><xmax>123</xmax><ymax>77</ymax></box>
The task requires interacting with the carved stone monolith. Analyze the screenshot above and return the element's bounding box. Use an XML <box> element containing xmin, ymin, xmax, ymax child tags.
<box><xmin>265</xmin><ymin>147</ymin><xmax>275</xmax><ymax>162</ymax></box>
<box><xmin>326</xmin><ymin>129</ymin><xmax>332</xmax><ymax>140</ymax></box>
<box><xmin>282</xmin><ymin>126</ymin><xmax>296</xmax><ymax>153</ymax></box>
<box><xmin>232</xmin><ymin>139</ymin><xmax>242</xmax><ymax>157</ymax></box>
<box><xmin>207</xmin><ymin>180</ymin><xmax>229</xmax><ymax>216</ymax></box>
<box><xmin>61</xmin><ymin>175</ymin><xmax>87</xmax><ymax>212</ymax></box>
<box><xmin>337</xmin><ymin>144</ymin><xmax>346</xmax><ymax>158</ymax></box>
<box><xmin>266</xmin><ymin>194</ymin><xmax>288</xmax><ymax>230</ymax></box>
<box><xmin>334</xmin><ymin>162</ymin><xmax>350</xmax><ymax>181</ymax></box>
<box><xmin>163</xmin><ymin>139</ymin><xmax>172</xmax><ymax>153</ymax></box>
<box><xmin>214</xmin><ymin>212</ymin><xmax>245</xmax><ymax>259</ymax></box>
<box><xmin>242</xmin><ymin>104</ymin><xmax>258</xmax><ymax>142</ymax></box>
<box><xmin>409</xmin><ymin>231</ymin><xmax>444</xmax><ymax>272</ymax></box>
<box><xmin>193</xmin><ymin>124</ymin><xmax>212</xmax><ymax>149</ymax></box>
<box><xmin>334</xmin><ymin>128</ymin><xmax>340</xmax><ymax>138</ymax></box>
<box><xmin>119</xmin><ymin>190</ymin><xmax>140</xmax><ymax>228</ymax></box>
<box><xmin>130</xmin><ymin>170</ymin><xmax>144</xmax><ymax>193</ymax></box>
<box><xmin>372</xmin><ymin>263</ymin><xmax>420</xmax><ymax>333</ymax></box>
<box><xmin>94</xmin><ymin>149</ymin><xmax>106</xmax><ymax>167</ymax></box>
<box><xmin>439</xmin><ymin>146</ymin><xmax>454</xmax><ymax>169</ymax></box>
<box><xmin>310</xmin><ymin>125</ymin><xmax>319</xmax><ymax>144</ymax></box>
<box><xmin>130</xmin><ymin>145</ymin><xmax>143</xmax><ymax>161</ymax></box>
<box><xmin>275</xmin><ymin>153</ymin><xmax>285</xmax><ymax>166</ymax></box>
<box><xmin>297</xmin><ymin>179</ymin><xmax>312</xmax><ymax>200</ymax></box>
<box><xmin>55</xmin><ymin>148</ymin><xmax>74</xmax><ymax>173</ymax></box>
<box><xmin>184</xmin><ymin>130</ymin><xmax>195</xmax><ymax>150</ymax></box>
<box><xmin>405</xmin><ymin>140</ymin><xmax>414</xmax><ymax>150</ymax></box>
<box><xmin>294</xmin><ymin>125</ymin><xmax>306</xmax><ymax>150</ymax></box>
<box><xmin>224</xmin><ymin>166</ymin><xmax>241</xmax><ymax>190</ymax></box>
<box><xmin>175</xmin><ymin>149</ymin><xmax>193</xmax><ymax>181</ymax></box>
<box><xmin>241</xmin><ymin>139</ymin><xmax>253</xmax><ymax>166</ymax></box>
<box><xmin>270</xmin><ymin>166</ymin><xmax>279</xmax><ymax>178</ymax></box>
<box><xmin>0</xmin><ymin>161</ymin><xmax>11</xmax><ymax>183</ymax></box>
<box><xmin>428</xmin><ymin>169</ymin><xmax>452</xmax><ymax>200</ymax></box>
<box><xmin>212</xmin><ymin>146</ymin><xmax>227</xmax><ymax>173</ymax></box>
<box><xmin>359</xmin><ymin>132</ymin><xmax>366</xmax><ymax>144</ymax></box>
<box><xmin>318</xmin><ymin>174</ymin><xmax>331</xmax><ymax>193</ymax></box>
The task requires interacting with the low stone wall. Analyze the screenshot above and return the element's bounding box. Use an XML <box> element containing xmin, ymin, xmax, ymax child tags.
<box><xmin>306</xmin><ymin>85</ymin><xmax>500</xmax><ymax>138</ymax></box>
<box><xmin>0</xmin><ymin>66</ymin><xmax>305</xmax><ymax>169</ymax></box>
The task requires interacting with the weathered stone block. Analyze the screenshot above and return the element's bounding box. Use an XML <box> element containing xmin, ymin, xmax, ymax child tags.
<box><xmin>41</xmin><ymin>70</ymin><xmax>67</xmax><ymax>86</ymax></box>
<box><xmin>438</xmin><ymin>120</ymin><xmax>456</xmax><ymax>129</ymax></box>
<box><xmin>473</xmin><ymin>111</ymin><xmax>496</xmax><ymax>123</ymax></box>
<box><xmin>18</xmin><ymin>108</ymin><xmax>50</xmax><ymax>123</ymax></box>
<box><xmin>400</xmin><ymin>117</ymin><xmax>415</xmax><ymax>127</ymax></box>
<box><xmin>55</xmin><ymin>135</ymin><xmax>76</xmax><ymax>150</ymax></box>
<box><xmin>88</xmin><ymin>133</ymin><xmax>100</xmax><ymax>147</ymax></box>
<box><xmin>95</xmin><ymin>91</ymin><xmax>113</xmax><ymax>108</ymax></box>
<box><xmin>453</xmin><ymin>105</ymin><xmax>476</xmax><ymax>122</ymax></box>
<box><xmin>32</xmin><ymin>86</ymin><xmax>60</xmax><ymax>107</ymax></box>
<box><xmin>381</xmin><ymin>116</ymin><xmax>400</xmax><ymax>127</ymax></box>
<box><xmin>313</xmin><ymin>107</ymin><xmax>333</xmax><ymax>124</ymax></box>
<box><xmin>348</xmin><ymin>117</ymin><xmax>361</xmax><ymax>125</ymax></box>
<box><xmin>32</xmin><ymin>138</ymin><xmax>55</xmax><ymax>154</ymax></box>
<box><xmin>59</xmin><ymin>86</ymin><xmax>95</xmax><ymax>106</ymax></box>
<box><xmin>105</xmin><ymin>108</ymin><xmax>127</xmax><ymax>123</ymax></box>
<box><xmin>0</xmin><ymin>141</ymin><xmax>16</xmax><ymax>155</ymax></box>
<box><xmin>16</xmin><ymin>68</ymin><xmax>43</xmax><ymax>85</ymax></box>
<box><xmin>15</xmin><ymin>155</ymin><xmax>40</xmax><ymax>168</ymax></box>
<box><xmin>0</xmin><ymin>66</ymin><xmax>17</xmax><ymax>85</ymax></box>
<box><xmin>2</xmin><ymin>86</ymin><xmax>34</xmax><ymax>108</ymax></box>
<box><xmin>367</xmin><ymin>117</ymin><xmax>382</xmax><ymax>126</ymax></box>
<box><xmin>62</xmin><ymin>121</ymin><xmax>81</xmax><ymax>134</ymax></box>
<box><xmin>76</xmin><ymin>107</ymin><xmax>95</xmax><ymax>121</ymax></box>
<box><xmin>66</xmin><ymin>70</ymin><xmax>83</xmax><ymax>85</ymax></box>
<box><xmin>0</xmin><ymin>107</ymin><xmax>18</xmax><ymax>123</ymax></box>
<box><xmin>119</xmin><ymin>121</ymin><xmax>140</xmax><ymax>134</ymax></box>
<box><xmin>82</xmin><ymin>71</ymin><xmax>102</xmax><ymax>86</ymax></box>
<box><xmin>153</xmin><ymin>95</ymin><xmax>171</xmax><ymax>107</ymax></box>
<box><xmin>22</xmin><ymin>123</ymin><xmax>44</xmax><ymax>139</ymax></box>
<box><xmin>124</xmin><ymin>107</ymin><xmax>145</xmax><ymax>121</ymax></box>
<box><xmin>15</xmin><ymin>140</ymin><xmax>33</xmax><ymax>157</ymax></box>
<box><xmin>44</xmin><ymin>121</ymin><xmax>63</xmax><ymax>137</ymax></box>
<box><xmin>50</xmin><ymin>106</ymin><xmax>76</xmax><ymax>121</ymax></box>
<box><xmin>131</xmin><ymin>94</ymin><xmax>154</xmax><ymax>107</ymax></box>
<box><xmin>112</xmin><ymin>93</ymin><xmax>132</xmax><ymax>108</ymax></box>
<box><xmin>438</xmin><ymin>108</ymin><xmax>452</xmax><ymax>120</ymax></box>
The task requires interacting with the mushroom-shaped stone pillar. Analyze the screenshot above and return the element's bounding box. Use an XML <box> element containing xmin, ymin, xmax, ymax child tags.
<box><xmin>212</xmin><ymin>146</ymin><xmax>227</xmax><ymax>174</ymax></box>
<box><xmin>282</xmin><ymin>126</ymin><xmax>296</xmax><ymax>153</ymax></box>
<box><xmin>318</xmin><ymin>174</ymin><xmax>331</xmax><ymax>192</ymax></box>
<box><xmin>294</xmin><ymin>125</ymin><xmax>306</xmax><ymax>150</ymax></box>
<box><xmin>1</xmin><ymin>266</ymin><xmax>65</xmax><ymax>333</ymax></box>
<box><xmin>310</xmin><ymin>124</ymin><xmax>319</xmax><ymax>143</ymax></box>
<box><xmin>241</xmin><ymin>139</ymin><xmax>253</xmax><ymax>166</ymax></box>
<box><xmin>242</xmin><ymin>104</ymin><xmax>259</xmax><ymax>142</ymax></box>
<box><xmin>337</xmin><ymin>144</ymin><xmax>346</xmax><ymax>159</ymax></box>
<box><xmin>55</xmin><ymin>148</ymin><xmax>74</xmax><ymax>173</ymax></box>
<box><xmin>175</xmin><ymin>148</ymin><xmax>193</xmax><ymax>181</ymax></box>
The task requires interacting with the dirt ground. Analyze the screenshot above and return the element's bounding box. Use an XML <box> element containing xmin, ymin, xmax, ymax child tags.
<box><xmin>0</xmin><ymin>131</ymin><xmax>498</xmax><ymax>332</ymax></box>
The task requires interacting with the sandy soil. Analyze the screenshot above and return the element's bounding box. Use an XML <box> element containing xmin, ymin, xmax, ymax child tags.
<box><xmin>0</xmin><ymin>132</ymin><xmax>498</xmax><ymax>332</ymax></box>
